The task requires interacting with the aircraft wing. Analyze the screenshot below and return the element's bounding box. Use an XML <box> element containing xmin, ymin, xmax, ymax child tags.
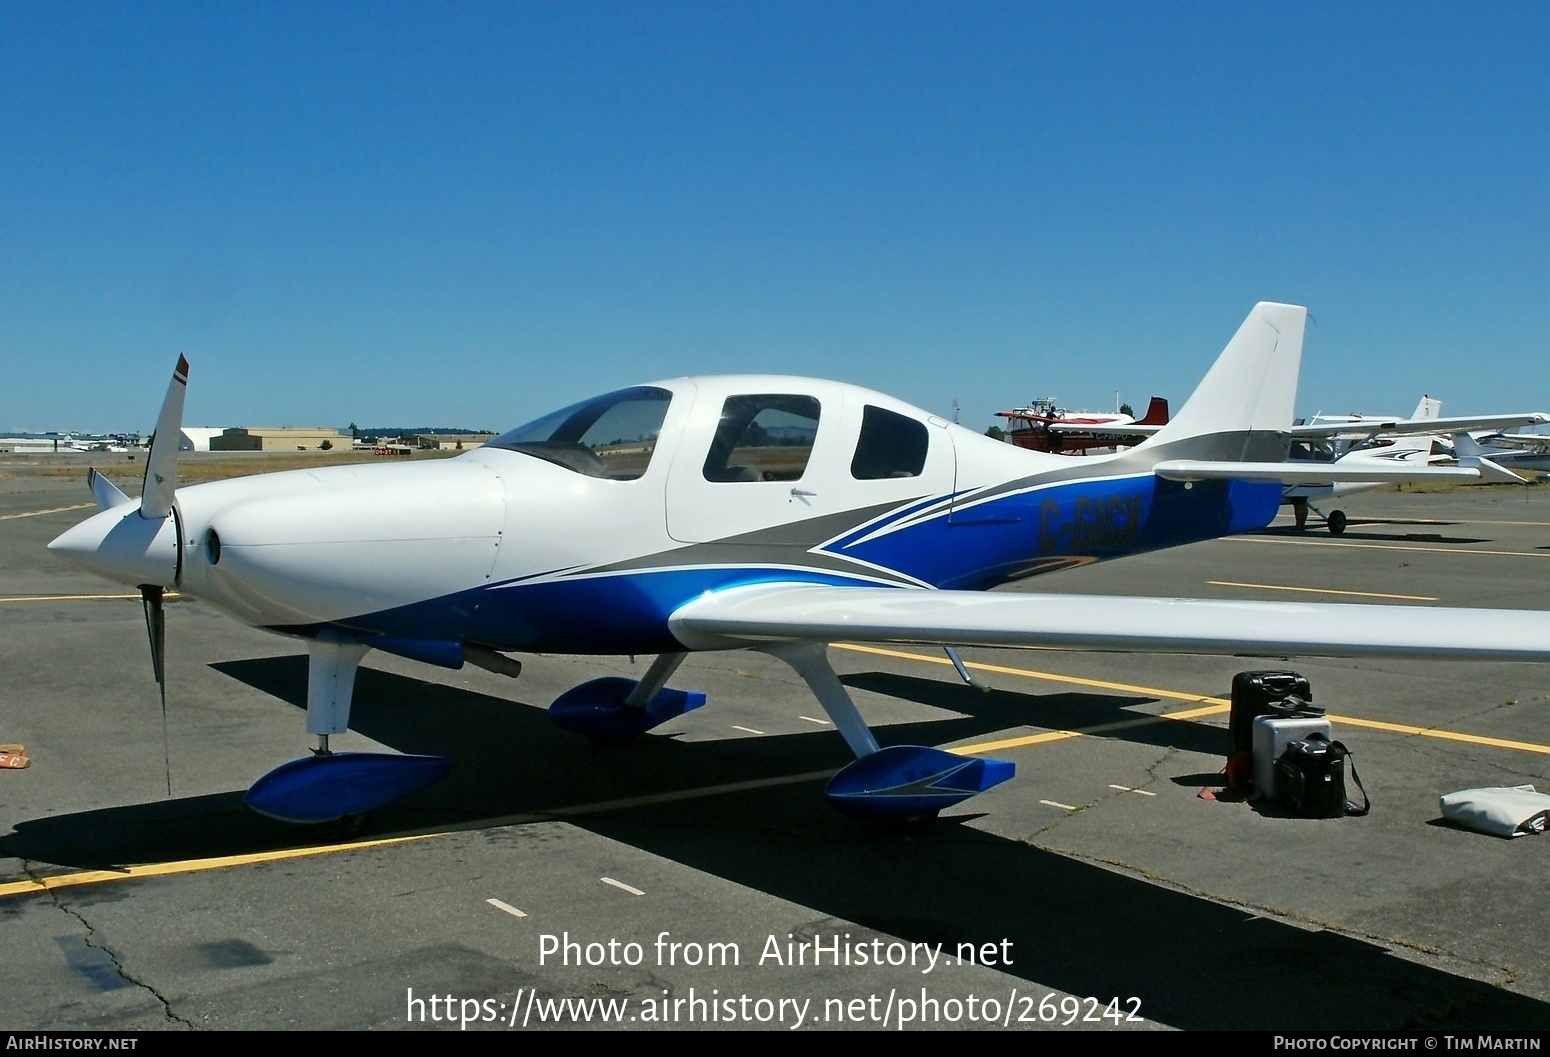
<box><xmin>1469</xmin><ymin>431</ymin><xmax>1550</xmax><ymax>453</ymax></box>
<box><xmin>1287</xmin><ymin>412</ymin><xmax>1548</xmax><ymax>441</ymax></box>
<box><xmin>1152</xmin><ymin>459</ymin><xmax>1522</xmax><ymax>485</ymax></box>
<box><xmin>669</xmin><ymin>583</ymin><xmax>1550</xmax><ymax>661</ymax></box>
<box><xmin>1047</xmin><ymin>421</ymin><xmax>1163</xmax><ymax>436</ymax></box>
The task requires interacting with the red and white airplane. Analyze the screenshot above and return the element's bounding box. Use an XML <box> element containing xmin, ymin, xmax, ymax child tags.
<box><xmin>996</xmin><ymin>396</ymin><xmax>1169</xmax><ymax>454</ymax></box>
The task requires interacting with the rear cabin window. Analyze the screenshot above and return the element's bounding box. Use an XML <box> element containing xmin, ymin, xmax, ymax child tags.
<box><xmin>702</xmin><ymin>395</ymin><xmax>821</xmax><ymax>482</ymax></box>
<box><xmin>850</xmin><ymin>405</ymin><xmax>929</xmax><ymax>479</ymax></box>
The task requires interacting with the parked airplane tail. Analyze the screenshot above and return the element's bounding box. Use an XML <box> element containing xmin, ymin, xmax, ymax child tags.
<box><xmin>1141</xmin><ymin>301</ymin><xmax>1305</xmax><ymax>461</ymax></box>
<box><xmin>1136</xmin><ymin>395</ymin><xmax>1170</xmax><ymax>427</ymax></box>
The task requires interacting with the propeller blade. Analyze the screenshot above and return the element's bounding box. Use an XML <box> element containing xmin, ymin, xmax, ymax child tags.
<box><xmin>87</xmin><ymin>467</ymin><xmax>132</xmax><ymax>511</ymax></box>
<box><xmin>140</xmin><ymin>584</ymin><xmax>173</xmax><ymax>796</ymax></box>
<box><xmin>140</xmin><ymin>355</ymin><xmax>189</xmax><ymax>520</ymax></box>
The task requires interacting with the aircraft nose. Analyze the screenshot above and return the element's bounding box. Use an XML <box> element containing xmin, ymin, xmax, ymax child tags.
<box><xmin>191</xmin><ymin>464</ymin><xmax>506</xmax><ymax>627</ymax></box>
<box><xmin>48</xmin><ymin>506</ymin><xmax>180</xmax><ymax>588</ymax></box>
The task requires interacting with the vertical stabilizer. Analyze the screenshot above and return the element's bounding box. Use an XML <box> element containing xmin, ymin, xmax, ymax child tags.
<box><xmin>1144</xmin><ymin>302</ymin><xmax>1305</xmax><ymax>457</ymax></box>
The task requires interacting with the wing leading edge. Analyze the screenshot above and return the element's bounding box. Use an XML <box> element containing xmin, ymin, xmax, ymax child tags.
<box><xmin>669</xmin><ymin>583</ymin><xmax>1550</xmax><ymax>662</ymax></box>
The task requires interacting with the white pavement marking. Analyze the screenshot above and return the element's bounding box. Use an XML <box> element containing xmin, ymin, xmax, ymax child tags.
<box><xmin>487</xmin><ymin>898</ymin><xmax>527</xmax><ymax>918</ymax></box>
<box><xmin>601</xmin><ymin>877</ymin><xmax>644</xmax><ymax>896</ymax></box>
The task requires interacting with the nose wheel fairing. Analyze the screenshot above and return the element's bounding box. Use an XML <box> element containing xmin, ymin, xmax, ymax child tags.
<box><xmin>244</xmin><ymin>752</ymin><xmax>451</xmax><ymax>824</ymax></box>
<box><xmin>242</xmin><ymin>637</ymin><xmax>452</xmax><ymax>824</ymax></box>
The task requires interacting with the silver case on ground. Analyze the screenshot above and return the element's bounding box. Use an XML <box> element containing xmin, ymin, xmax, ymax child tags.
<box><xmin>1253</xmin><ymin>715</ymin><xmax>1333</xmax><ymax>799</ymax></box>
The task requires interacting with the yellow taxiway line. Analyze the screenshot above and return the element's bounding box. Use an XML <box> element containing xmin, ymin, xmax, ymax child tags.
<box><xmin>0</xmin><ymin>593</ymin><xmax>181</xmax><ymax>603</ymax></box>
<box><xmin>1205</xmin><ymin>580</ymin><xmax>1437</xmax><ymax>602</ymax></box>
<box><xmin>6</xmin><ymin>636</ymin><xmax>1547</xmax><ymax>900</ymax></box>
<box><xmin>832</xmin><ymin>643</ymin><xmax>1550</xmax><ymax>758</ymax></box>
<box><xmin>0</xmin><ymin>834</ymin><xmax>441</xmax><ymax>900</ymax></box>
<box><xmin>1228</xmin><ymin>536</ymin><xmax>1550</xmax><ymax>560</ymax></box>
<box><xmin>0</xmin><ymin>503</ymin><xmax>94</xmax><ymax>521</ymax></box>
<box><xmin>0</xmin><ymin>771</ymin><xmax>837</xmax><ymax>902</ymax></box>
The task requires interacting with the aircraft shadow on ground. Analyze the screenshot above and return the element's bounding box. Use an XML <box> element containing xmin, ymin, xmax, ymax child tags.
<box><xmin>7</xmin><ymin>657</ymin><xmax>1548</xmax><ymax>1030</ymax></box>
<box><xmin>839</xmin><ymin>671</ymin><xmax>1218</xmax><ymax>754</ymax></box>
<box><xmin>1254</xmin><ymin>524</ymin><xmax>1487</xmax><ymax>544</ymax></box>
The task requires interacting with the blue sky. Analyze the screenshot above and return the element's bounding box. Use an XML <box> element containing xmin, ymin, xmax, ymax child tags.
<box><xmin>3</xmin><ymin>2</ymin><xmax>1547</xmax><ymax>434</ymax></box>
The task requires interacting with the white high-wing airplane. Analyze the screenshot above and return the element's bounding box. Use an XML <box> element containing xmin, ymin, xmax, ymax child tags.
<box><xmin>1271</xmin><ymin>397</ymin><xmax>1539</xmax><ymax>533</ymax></box>
<box><xmin>1286</xmin><ymin>397</ymin><xmax>1547</xmax><ymax>448</ymax></box>
<box><xmin>47</xmin><ymin>303</ymin><xmax>1550</xmax><ymax>825</ymax></box>
<box><xmin>1453</xmin><ymin>430</ymin><xmax>1550</xmax><ymax>474</ymax></box>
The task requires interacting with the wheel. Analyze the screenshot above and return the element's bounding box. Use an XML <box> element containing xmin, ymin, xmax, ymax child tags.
<box><xmin>1327</xmin><ymin>509</ymin><xmax>1347</xmax><ymax>535</ymax></box>
<box><xmin>869</xmin><ymin>810</ymin><xmax>940</xmax><ymax>835</ymax></box>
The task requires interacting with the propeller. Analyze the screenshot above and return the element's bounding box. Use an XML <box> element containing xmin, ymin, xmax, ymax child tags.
<box><xmin>141</xmin><ymin>583</ymin><xmax>172</xmax><ymax>795</ymax></box>
<box><xmin>141</xmin><ymin>355</ymin><xmax>188</xmax><ymax>520</ymax></box>
<box><xmin>139</xmin><ymin>357</ymin><xmax>188</xmax><ymax>796</ymax></box>
<box><xmin>120</xmin><ymin>356</ymin><xmax>188</xmax><ymax>795</ymax></box>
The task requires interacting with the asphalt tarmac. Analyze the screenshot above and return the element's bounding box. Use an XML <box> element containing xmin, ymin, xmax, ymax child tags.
<box><xmin>4</xmin><ymin>466</ymin><xmax>1550</xmax><ymax>1033</ymax></box>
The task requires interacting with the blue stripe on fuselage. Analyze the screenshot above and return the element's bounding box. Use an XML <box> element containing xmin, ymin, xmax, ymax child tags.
<box><xmin>286</xmin><ymin>475</ymin><xmax>1282</xmax><ymax>654</ymax></box>
<box><xmin>825</xmin><ymin>475</ymin><xmax>1281</xmax><ymax>590</ymax></box>
<box><xmin>313</xmin><ymin>567</ymin><xmax>887</xmax><ymax>655</ymax></box>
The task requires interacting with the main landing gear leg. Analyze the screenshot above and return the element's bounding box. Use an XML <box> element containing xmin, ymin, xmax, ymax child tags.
<box><xmin>763</xmin><ymin>641</ymin><xmax>1013</xmax><ymax>824</ymax></box>
<box><xmin>765</xmin><ymin>642</ymin><xmax>878</xmax><ymax>757</ymax></box>
<box><xmin>1307</xmin><ymin>501</ymin><xmax>1348</xmax><ymax>535</ymax></box>
<box><xmin>243</xmin><ymin>636</ymin><xmax>450</xmax><ymax>824</ymax></box>
<box><xmin>625</xmin><ymin>652</ymin><xmax>689</xmax><ymax>708</ymax></box>
<box><xmin>548</xmin><ymin>651</ymin><xmax>706</xmax><ymax>742</ymax></box>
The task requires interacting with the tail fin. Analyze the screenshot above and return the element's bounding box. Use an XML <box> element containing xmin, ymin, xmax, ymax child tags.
<box><xmin>1136</xmin><ymin>396</ymin><xmax>1169</xmax><ymax>427</ymax></box>
<box><xmin>1411</xmin><ymin>395</ymin><xmax>1442</xmax><ymax>421</ymax></box>
<box><xmin>1452</xmin><ymin>431</ymin><xmax>1485</xmax><ymax>458</ymax></box>
<box><xmin>1144</xmin><ymin>302</ymin><xmax>1305</xmax><ymax>459</ymax></box>
<box><xmin>1452</xmin><ymin>432</ymin><xmax>1525</xmax><ymax>483</ymax></box>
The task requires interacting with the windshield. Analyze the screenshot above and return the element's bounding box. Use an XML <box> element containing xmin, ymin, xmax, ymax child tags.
<box><xmin>485</xmin><ymin>387</ymin><xmax>673</xmax><ymax>480</ymax></box>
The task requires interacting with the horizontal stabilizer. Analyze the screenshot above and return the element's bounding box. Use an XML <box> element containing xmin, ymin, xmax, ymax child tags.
<box><xmin>1451</xmin><ymin>437</ymin><xmax>1524</xmax><ymax>484</ymax></box>
<box><xmin>1152</xmin><ymin>460</ymin><xmax>1490</xmax><ymax>485</ymax></box>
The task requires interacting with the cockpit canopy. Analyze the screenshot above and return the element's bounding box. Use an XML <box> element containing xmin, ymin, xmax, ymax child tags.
<box><xmin>485</xmin><ymin>386</ymin><xmax>673</xmax><ymax>480</ymax></box>
<box><xmin>485</xmin><ymin>378</ymin><xmax>940</xmax><ymax>486</ymax></box>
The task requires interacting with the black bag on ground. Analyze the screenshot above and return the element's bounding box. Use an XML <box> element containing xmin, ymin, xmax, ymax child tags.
<box><xmin>1274</xmin><ymin>734</ymin><xmax>1370</xmax><ymax>818</ymax></box>
<box><xmin>1229</xmin><ymin>670</ymin><xmax>1322</xmax><ymax>756</ymax></box>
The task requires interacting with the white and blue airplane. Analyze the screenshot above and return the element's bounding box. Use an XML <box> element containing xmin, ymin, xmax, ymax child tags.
<box><xmin>46</xmin><ymin>303</ymin><xmax>1550</xmax><ymax>825</ymax></box>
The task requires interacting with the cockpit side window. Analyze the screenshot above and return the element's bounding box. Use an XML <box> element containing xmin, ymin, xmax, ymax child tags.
<box><xmin>702</xmin><ymin>395</ymin><xmax>821</xmax><ymax>483</ymax></box>
<box><xmin>850</xmin><ymin>405</ymin><xmax>929</xmax><ymax>480</ymax></box>
<box><xmin>485</xmin><ymin>387</ymin><xmax>672</xmax><ymax>480</ymax></box>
